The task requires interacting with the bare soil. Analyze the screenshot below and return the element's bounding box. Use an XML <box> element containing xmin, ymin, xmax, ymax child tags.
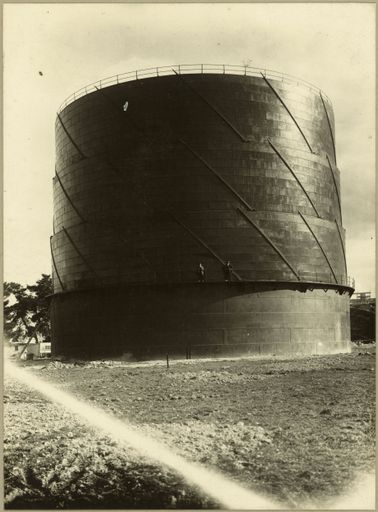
<box><xmin>4</xmin><ymin>345</ymin><xmax>376</xmax><ymax>509</ymax></box>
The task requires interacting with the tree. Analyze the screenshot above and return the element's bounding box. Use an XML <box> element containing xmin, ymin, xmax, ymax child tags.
<box><xmin>26</xmin><ymin>274</ymin><xmax>53</xmax><ymax>341</ymax></box>
<box><xmin>4</xmin><ymin>274</ymin><xmax>53</xmax><ymax>343</ymax></box>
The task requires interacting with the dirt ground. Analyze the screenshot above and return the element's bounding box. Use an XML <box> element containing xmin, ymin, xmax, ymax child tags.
<box><xmin>4</xmin><ymin>344</ymin><xmax>376</xmax><ymax>509</ymax></box>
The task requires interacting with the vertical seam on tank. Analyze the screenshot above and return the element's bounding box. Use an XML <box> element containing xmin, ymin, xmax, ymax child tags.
<box><xmin>298</xmin><ymin>211</ymin><xmax>339</xmax><ymax>284</ymax></box>
<box><xmin>236</xmin><ymin>207</ymin><xmax>301</xmax><ymax>281</ymax></box>
<box><xmin>260</xmin><ymin>73</ymin><xmax>314</xmax><ymax>154</ymax></box>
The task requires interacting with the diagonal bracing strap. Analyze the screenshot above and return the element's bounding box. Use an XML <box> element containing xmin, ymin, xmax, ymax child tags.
<box><xmin>237</xmin><ymin>208</ymin><xmax>301</xmax><ymax>281</ymax></box>
<box><xmin>334</xmin><ymin>219</ymin><xmax>348</xmax><ymax>274</ymax></box>
<box><xmin>62</xmin><ymin>226</ymin><xmax>101</xmax><ymax>282</ymax></box>
<box><xmin>320</xmin><ymin>92</ymin><xmax>337</xmax><ymax>166</ymax></box>
<box><xmin>326</xmin><ymin>154</ymin><xmax>342</xmax><ymax>223</ymax></box>
<box><xmin>298</xmin><ymin>211</ymin><xmax>338</xmax><ymax>284</ymax></box>
<box><xmin>261</xmin><ymin>73</ymin><xmax>313</xmax><ymax>154</ymax></box>
<box><xmin>169</xmin><ymin>211</ymin><xmax>243</xmax><ymax>282</ymax></box>
<box><xmin>179</xmin><ymin>139</ymin><xmax>255</xmax><ymax>212</ymax></box>
<box><xmin>50</xmin><ymin>236</ymin><xmax>66</xmax><ymax>291</ymax></box>
<box><xmin>55</xmin><ymin>168</ymin><xmax>86</xmax><ymax>223</ymax></box>
<box><xmin>172</xmin><ymin>69</ymin><xmax>249</xmax><ymax>142</ymax></box>
<box><xmin>56</xmin><ymin>113</ymin><xmax>86</xmax><ymax>159</ymax></box>
<box><xmin>268</xmin><ymin>140</ymin><xmax>320</xmax><ymax>218</ymax></box>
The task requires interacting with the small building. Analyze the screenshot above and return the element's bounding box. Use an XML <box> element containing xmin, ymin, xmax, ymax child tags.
<box><xmin>13</xmin><ymin>341</ymin><xmax>52</xmax><ymax>359</ymax></box>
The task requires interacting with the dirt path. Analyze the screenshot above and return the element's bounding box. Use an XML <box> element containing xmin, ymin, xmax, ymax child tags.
<box><xmin>4</xmin><ymin>347</ymin><xmax>376</xmax><ymax>508</ymax></box>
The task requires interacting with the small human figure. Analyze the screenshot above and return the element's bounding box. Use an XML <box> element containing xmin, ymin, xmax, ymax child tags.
<box><xmin>197</xmin><ymin>262</ymin><xmax>206</xmax><ymax>282</ymax></box>
<box><xmin>223</xmin><ymin>261</ymin><xmax>233</xmax><ymax>282</ymax></box>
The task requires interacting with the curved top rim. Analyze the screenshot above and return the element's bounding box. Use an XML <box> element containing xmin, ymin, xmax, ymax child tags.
<box><xmin>57</xmin><ymin>63</ymin><xmax>332</xmax><ymax>113</ymax></box>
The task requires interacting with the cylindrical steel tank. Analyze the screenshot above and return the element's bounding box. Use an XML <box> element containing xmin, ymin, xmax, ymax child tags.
<box><xmin>50</xmin><ymin>65</ymin><xmax>354</xmax><ymax>358</ymax></box>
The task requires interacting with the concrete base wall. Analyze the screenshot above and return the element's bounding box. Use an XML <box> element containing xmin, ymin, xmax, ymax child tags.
<box><xmin>50</xmin><ymin>283</ymin><xmax>351</xmax><ymax>359</ymax></box>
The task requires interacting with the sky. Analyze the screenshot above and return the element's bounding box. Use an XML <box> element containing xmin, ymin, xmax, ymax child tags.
<box><xmin>3</xmin><ymin>2</ymin><xmax>376</xmax><ymax>294</ymax></box>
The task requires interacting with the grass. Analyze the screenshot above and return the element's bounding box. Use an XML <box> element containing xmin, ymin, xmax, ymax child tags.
<box><xmin>4</xmin><ymin>344</ymin><xmax>376</xmax><ymax>509</ymax></box>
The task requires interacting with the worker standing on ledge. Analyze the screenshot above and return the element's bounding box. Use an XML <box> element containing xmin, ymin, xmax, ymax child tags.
<box><xmin>197</xmin><ymin>262</ymin><xmax>206</xmax><ymax>282</ymax></box>
<box><xmin>223</xmin><ymin>261</ymin><xmax>233</xmax><ymax>282</ymax></box>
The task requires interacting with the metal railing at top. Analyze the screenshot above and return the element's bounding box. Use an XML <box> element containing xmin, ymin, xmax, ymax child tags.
<box><xmin>57</xmin><ymin>63</ymin><xmax>332</xmax><ymax>113</ymax></box>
